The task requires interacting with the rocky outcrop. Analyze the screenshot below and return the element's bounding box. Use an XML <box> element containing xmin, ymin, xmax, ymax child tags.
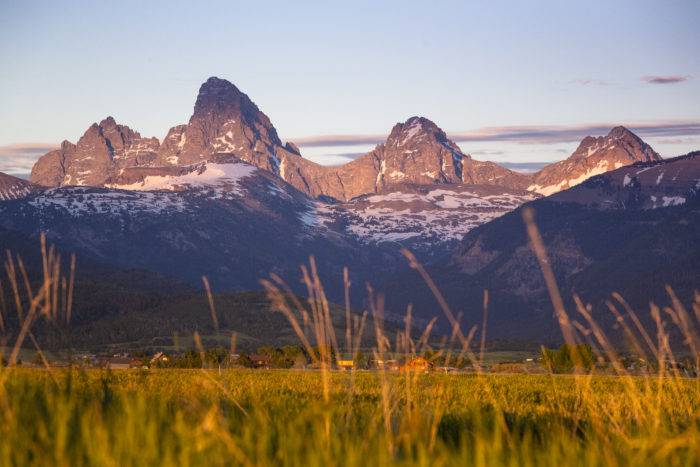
<box><xmin>30</xmin><ymin>140</ymin><xmax>76</xmax><ymax>187</ymax></box>
<box><xmin>528</xmin><ymin>126</ymin><xmax>661</xmax><ymax>195</ymax></box>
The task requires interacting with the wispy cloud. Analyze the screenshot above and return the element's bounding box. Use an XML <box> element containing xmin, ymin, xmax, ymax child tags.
<box><xmin>470</xmin><ymin>150</ymin><xmax>506</xmax><ymax>157</ymax></box>
<box><xmin>327</xmin><ymin>152</ymin><xmax>365</xmax><ymax>160</ymax></box>
<box><xmin>641</xmin><ymin>75</ymin><xmax>691</xmax><ymax>84</ymax></box>
<box><xmin>293</xmin><ymin>134</ymin><xmax>386</xmax><ymax>147</ymax></box>
<box><xmin>499</xmin><ymin>162</ymin><xmax>550</xmax><ymax>174</ymax></box>
<box><xmin>571</xmin><ymin>78</ymin><xmax>613</xmax><ymax>86</ymax></box>
<box><xmin>301</xmin><ymin>151</ymin><xmax>367</xmax><ymax>166</ymax></box>
<box><xmin>294</xmin><ymin>121</ymin><xmax>700</xmax><ymax>147</ymax></box>
<box><xmin>0</xmin><ymin>143</ymin><xmax>56</xmax><ymax>174</ymax></box>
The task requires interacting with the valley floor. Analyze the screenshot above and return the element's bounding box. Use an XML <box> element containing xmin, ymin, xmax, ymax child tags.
<box><xmin>1</xmin><ymin>369</ymin><xmax>698</xmax><ymax>466</ymax></box>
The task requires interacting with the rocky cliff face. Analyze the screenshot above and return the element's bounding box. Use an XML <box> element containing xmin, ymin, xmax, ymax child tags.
<box><xmin>30</xmin><ymin>117</ymin><xmax>159</xmax><ymax>187</ymax></box>
<box><xmin>308</xmin><ymin>117</ymin><xmax>531</xmax><ymax>200</ymax></box>
<box><xmin>528</xmin><ymin>126</ymin><xmax>661</xmax><ymax>195</ymax></box>
<box><xmin>0</xmin><ymin>172</ymin><xmax>36</xmax><ymax>200</ymax></box>
<box><xmin>155</xmin><ymin>77</ymin><xmax>291</xmax><ymax>171</ymax></box>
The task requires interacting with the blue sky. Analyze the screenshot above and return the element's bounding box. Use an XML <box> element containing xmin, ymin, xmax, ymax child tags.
<box><xmin>1</xmin><ymin>0</ymin><xmax>698</xmax><ymax>174</ymax></box>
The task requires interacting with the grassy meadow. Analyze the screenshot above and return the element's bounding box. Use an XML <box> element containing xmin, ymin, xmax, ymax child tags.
<box><xmin>0</xmin><ymin>369</ymin><xmax>699</xmax><ymax>466</ymax></box>
<box><xmin>2</xmin><ymin>229</ymin><xmax>700</xmax><ymax>466</ymax></box>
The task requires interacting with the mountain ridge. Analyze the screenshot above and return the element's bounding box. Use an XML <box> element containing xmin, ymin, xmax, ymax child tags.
<box><xmin>28</xmin><ymin>76</ymin><xmax>662</xmax><ymax>201</ymax></box>
<box><xmin>0</xmin><ymin>172</ymin><xmax>37</xmax><ymax>200</ymax></box>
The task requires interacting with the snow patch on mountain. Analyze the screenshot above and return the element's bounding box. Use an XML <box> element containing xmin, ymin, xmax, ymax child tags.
<box><xmin>0</xmin><ymin>183</ymin><xmax>32</xmax><ymax>201</ymax></box>
<box><xmin>400</xmin><ymin>119</ymin><xmax>424</xmax><ymax>146</ymax></box>
<box><xmin>26</xmin><ymin>188</ymin><xmax>187</xmax><ymax>217</ymax></box>
<box><xmin>108</xmin><ymin>162</ymin><xmax>257</xmax><ymax>195</ymax></box>
<box><xmin>320</xmin><ymin>186</ymin><xmax>536</xmax><ymax>246</ymax></box>
<box><xmin>530</xmin><ymin>160</ymin><xmax>622</xmax><ymax>196</ymax></box>
<box><xmin>662</xmin><ymin>196</ymin><xmax>685</xmax><ymax>207</ymax></box>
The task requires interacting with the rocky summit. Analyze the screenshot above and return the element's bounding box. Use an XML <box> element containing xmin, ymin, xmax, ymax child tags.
<box><xmin>155</xmin><ymin>77</ymin><xmax>293</xmax><ymax>171</ymax></box>
<box><xmin>309</xmin><ymin>117</ymin><xmax>531</xmax><ymax>200</ymax></box>
<box><xmin>528</xmin><ymin>126</ymin><xmax>661</xmax><ymax>195</ymax></box>
<box><xmin>30</xmin><ymin>117</ymin><xmax>159</xmax><ymax>187</ymax></box>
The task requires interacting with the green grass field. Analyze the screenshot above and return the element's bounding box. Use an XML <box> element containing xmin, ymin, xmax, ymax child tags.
<box><xmin>0</xmin><ymin>369</ymin><xmax>698</xmax><ymax>466</ymax></box>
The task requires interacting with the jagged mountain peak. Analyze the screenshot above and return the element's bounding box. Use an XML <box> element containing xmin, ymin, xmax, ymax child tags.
<box><xmin>386</xmin><ymin>116</ymin><xmax>452</xmax><ymax>149</ymax></box>
<box><xmin>60</xmin><ymin>140</ymin><xmax>76</xmax><ymax>150</ymax></box>
<box><xmin>606</xmin><ymin>125</ymin><xmax>651</xmax><ymax>143</ymax></box>
<box><xmin>153</xmin><ymin>77</ymin><xmax>289</xmax><ymax>170</ymax></box>
<box><xmin>31</xmin><ymin>115</ymin><xmax>160</xmax><ymax>187</ymax></box>
<box><xmin>77</xmin><ymin>117</ymin><xmax>146</xmax><ymax>153</ymax></box>
<box><xmin>99</xmin><ymin>116</ymin><xmax>118</xmax><ymax>128</ymax></box>
<box><xmin>348</xmin><ymin>115</ymin><xmax>531</xmax><ymax>193</ymax></box>
<box><xmin>193</xmin><ymin>76</ymin><xmax>249</xmax><ymax>116</ymax></box>
<box><xmin>571</xmin><ymin>126</ymin><xmax>660</xmax><ymax>161</ymax></box>
<box><xmin>608</xmin><ymin>125</ymin><xmax>633</xmax><ymax>138</ymax></box>
<box><xmin>191</xmin><ymin>76</ymin><xmax>277</xmax><ymax>141</ymax></box>
<box><xmin>529</xmin><ymin>126</ymin><xmax>662</xmax><ymax>195</ymax></box>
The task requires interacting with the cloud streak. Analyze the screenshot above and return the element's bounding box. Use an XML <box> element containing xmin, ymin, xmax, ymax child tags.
<box><xmin>293</xmin><ymin>134</ymin><xmax>386</xmax><ymax>148</ymax></box>
<box><xmin>642</xmin><ymin>75</ymin><xmax>691</xmax><ymax>84</ymax></box>
<box><xmin>571</xmin><ymin>78</ymin><xmax>613</xmax><ymax>86</ymax></box>
<box><xmin>0</xmin><ymin>143</ymin><xmax>57</xmax><ymax>174</ymax></box>
<box><xmin>294</xmin><ymin>121</ymin><xmax>700</xmax><ymax>147</ymax></box>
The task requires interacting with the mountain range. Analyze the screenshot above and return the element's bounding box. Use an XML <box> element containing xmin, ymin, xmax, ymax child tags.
<box><xmin>29</xmin><ymin>77</ymin><xmax>660</xmax><ymax>200</ymax></box>
<box><xmin>1</xmin><ymin>76</ymin><xmax>697</xmax><ymax>348</ymax></box>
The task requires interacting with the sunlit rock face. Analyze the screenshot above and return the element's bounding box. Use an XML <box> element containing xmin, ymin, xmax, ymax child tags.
<box><xmin>528</xmin><ymin>126</ymin><xmax>661</xmax><ymax>196</ymax></box>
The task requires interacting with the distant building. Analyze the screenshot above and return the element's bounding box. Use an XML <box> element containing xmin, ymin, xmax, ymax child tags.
<box><xmin>105</xmin><ymin>357</ymin><xmax>133</xmax><ymax>370</ymax></box>
<box><xmin>337</xmin><ymin>355</ymin><xmax>354</xmax><ymax>370</ymax></box>
<box><xmin>249</xmin><ymin>354</ymin><xmax>271</xmax><ymax>369</ymax></box>
<box><xmin>150</xmin><ymin>352</ymin><xmax>170</xmax><ymax>366</ymax></box>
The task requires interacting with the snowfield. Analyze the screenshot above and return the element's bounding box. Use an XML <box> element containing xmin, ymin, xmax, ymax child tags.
<box><xmin>308</xmin><ymin>187</ymin><xmax>536</xmax><ymax>247</ymax></box>
<box><xmin>108</xmin><ymin>162</ymin><xmax>257</xmax><ymax>194</ymax></box>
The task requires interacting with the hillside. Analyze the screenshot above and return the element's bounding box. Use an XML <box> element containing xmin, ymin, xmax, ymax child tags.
<box><xmin>383</xmin><ymin>153</ymin><xmax>700</xmax><ymax>344</ymax></box>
